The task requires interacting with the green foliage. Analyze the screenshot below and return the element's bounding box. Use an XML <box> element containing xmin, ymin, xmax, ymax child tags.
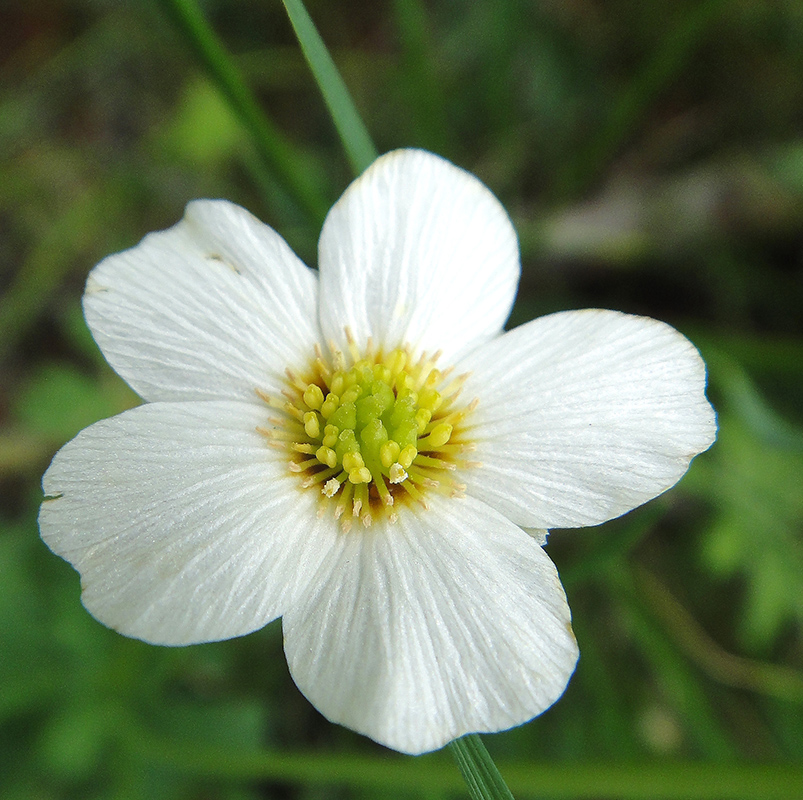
<box><xmin>692</xmin><ymin>363</ymin><xmax>803</xmax><ymax>650</ymax></box>
<box><xmin>158</xmin><ymin>78</ymin><xmax>246</xmax><ymax>168</ymax></box>
<box><xmin>2</xmin><ymin>0</ymin><xmax>803</xmax><ymax>797</ymax></box>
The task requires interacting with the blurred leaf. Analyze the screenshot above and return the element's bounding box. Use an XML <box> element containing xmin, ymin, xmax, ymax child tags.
<box><xmin>559</xmin><ymin>0</ymin><xmax>727</xmax><ymax>196</ymax></box>
<box><xmin>126</xmin><ymin>732</ymin><xmax>803</xmax><ymax>800</ymax></box>
<box><xmin>151</xmin><ymin>699</ymin><xmax>267</xmax><ymax>751</ymax></box>
<box><xmin>157</xmin><ymin>77</ymin><xmax>245</xmax><ymax>167</ymax></box>
<box><xmin>391</xmin><ymin>0</ymin><xmax>450</xmax><ymax>154</ymax></box>
<box><xmin>14</xmin><ymin>363</ymin><xmax>131</xmax><ymax>442</ymax></box>
<box><xmin>610</xmin><ymin>570</ymin><xmax>739</xmax><ymax>760</ymax></box>
<box><xmin>37</xmin><ymin>701</ymin><xmax>109</xmax><ymax>780</ymax></box>
<box><xmin>689</xmin><ymin>361</ymin><xmax>803</xmax><ymax>650</ymax></box>
<box><xmin>0</xmin><ymin>523</ymin><xmax>49</xmax><ymax>687</ymax></box>
<box><xmin>766</xmin><ymin>139</ymin><xmax>803</xmax><ymax>195</ymax></box>
<box><xmin>634</xmin><ymin>566</ymin><xmax>803</xmax><ymax>703</ymax></box>
<box><xmin>0</xmin><ymin>187</ymin><xmax>118</xmax><ymax>360</ymax></box>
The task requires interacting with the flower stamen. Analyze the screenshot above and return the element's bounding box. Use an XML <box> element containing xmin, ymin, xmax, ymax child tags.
<box><xmin>257</xmin><ymin>337</ymin><xmax>477</xmax><ymax>530</ymax></box>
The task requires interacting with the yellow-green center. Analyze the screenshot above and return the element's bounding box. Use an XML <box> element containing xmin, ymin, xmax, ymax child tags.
<box><xmin>256</xmin><ymin>335</ymin><xmax>477</xmax><ymax>530</ymax></box>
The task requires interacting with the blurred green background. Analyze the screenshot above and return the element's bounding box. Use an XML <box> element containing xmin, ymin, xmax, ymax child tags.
<box><xmin>2</xmin><ymin>0</ymin><xmax>803</xmax><ymax>798</ymax></box>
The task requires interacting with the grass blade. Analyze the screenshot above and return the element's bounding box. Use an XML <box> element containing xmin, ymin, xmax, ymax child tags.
<box><xmin>281</xmin><ymin>0</ymin><xmax>378</xmax><ymax>175</ymax></box>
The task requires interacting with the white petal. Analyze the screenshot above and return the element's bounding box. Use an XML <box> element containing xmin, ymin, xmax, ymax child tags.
<box><xmin>39</xmin><ymin>401</ymin><xmax>338</xmax><ymax>645</ymax></box>
<box><xmin>318</xmin><ymin>149</ymin><xmax>519</xmax><ymax>362</ymax></box>
<box><xmin>84</xmin><ymin>200</ymin><xmax>320</xmax><ymax>403</ymax></box>
<box><xmin>458</xmin><ymin>309</ymin><xmax>717</xmax><ymax>529</ymax></box>
<box><xmin>524</xmin><ymin>528</ymin><xmax>550</xmax><ymax>546</ymax></box>
<box><xmin>283</xmin><ymin>494</ymin><xmax>578</xmax><ymax>754</ymax></box>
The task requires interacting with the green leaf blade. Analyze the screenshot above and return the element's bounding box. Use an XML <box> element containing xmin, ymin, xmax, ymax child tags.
<box><xmin>281</xmin><ymin>0</ymin><xmax>378</xmax><ymax>176</ymax></box>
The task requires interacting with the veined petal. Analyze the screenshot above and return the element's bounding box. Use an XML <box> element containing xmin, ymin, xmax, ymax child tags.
<box><xmin>39</xmin><ymin>401</ymin><xmax>338</xmax><ymax>645</ymax></box>
<box><xmin>318</xmin><ymin>149</ymin><xmax>519</xmax><ymax>362</ymax></box>
<box><xmin>84</xmin><ymin>200</ymin><xmax>320</xmax><ymax>403</ymax></box>
<box><xmin>459</xmin><ymin>309</ymin><xmax>717</xmax><ymax>529</ymax></box>
<box><xmin>283</xmin><ymin>494</ymin><xmax>578</xmax><ymax>755</ymax></box>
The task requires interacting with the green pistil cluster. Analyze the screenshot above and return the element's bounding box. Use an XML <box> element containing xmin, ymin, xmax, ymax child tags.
<box><xmin>258</xmin><ymin>342</ymin><xmax>476</xmax><ymax>530</ymax></box>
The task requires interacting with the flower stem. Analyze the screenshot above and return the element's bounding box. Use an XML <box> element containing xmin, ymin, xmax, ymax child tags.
<box><xmin>157</xmin><ymin>0</ymin><xmax>329</xmax><ymax>223</ymax></box>
<box><xmin>281</xmin><ymin>0</ymin><xmax>378</xmax><ymax>176</ymax></box>
<box><xmin>448</xmin><ymin>734</ymin><xmax>516</xmax><ymax>800</ymax></box>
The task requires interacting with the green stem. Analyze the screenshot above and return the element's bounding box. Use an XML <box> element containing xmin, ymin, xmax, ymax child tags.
<box><xmin>281</xmin><ymin>0</ymin><xmax>378</xmax><ymax>176</ymax></box>
<box><xmin>157</xmin><ymin>0</ymin><xmax>328</xmax><ymax>222</ymax></box>
<box><xmin>448</xmin><ymin>734</ymin><xmax>516</xmax><ymax>800</ymax></box>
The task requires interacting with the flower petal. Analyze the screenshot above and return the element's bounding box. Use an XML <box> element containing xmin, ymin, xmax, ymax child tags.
<box><xmin>458</xmin><ymin>309</ymin><xmax>717</xmax><ymax>529</ymax></box>
<box><xmin>318</xmin><ymin>149</ymin><xmax>519</xmax><ymax>362</ymax></box>
<box><xmin>39</xmin><ymin>401</ymin><xmax>338</xmax><ymax>645</ymax></box>
<box><xmin>84</xmin><ymin>200</ymin><xmax>320</xmax><ymax>403</ymax></box>
<box><xmin>282</xmin><ymin>494</ymin><xmax>578</xmax><ymax>754</ymax></box>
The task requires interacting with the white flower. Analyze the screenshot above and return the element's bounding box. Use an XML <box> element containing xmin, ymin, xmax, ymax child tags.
<box><xmin>39</xmin><ymin>149</ymin><xmax>716</xmax><ymax>754</ymax></box>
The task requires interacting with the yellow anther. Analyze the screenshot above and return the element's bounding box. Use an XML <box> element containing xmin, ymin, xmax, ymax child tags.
<box><xmin>374</xmin><ymin>364</ymin><xmax>391</xmax><ymax>384</ymax></box>
<box><xmin>386</xmin><ymin>349</ymin><xmax>407</xmax><ymax>376</ymax></box>
<box><xmin>322</xmin><ymin>424</ymin><xmax>339</xmax><ymax>449</ymax></box>
<box><xmin>419</xmin><ymin>387</ymin><xmax>442</xmax><ymax>412</ymax></box>
<box><xmin>389</xmin><ymin>462</ymin><xmax>408</xmax><ymax>484</ymax></box>
<box><xmin>422</xmin><ymin>422</ymin><xmax>453</xmax><ymax>448</ymax></box>
<box><xmin>330</xmin><ymin>373</ymin><xmax>345</xmax><ymax>396</ymax></box>
<box><xmin>316</xmin><ymin>446</ymin><xmax>338</xmax><ymax>468</ymax></box>
<box><xmin>425</xmin><ymin>369</ymin><xmax>441</xmax><ymax>387</ymax></box>
<box><xmin>380</xmin><ymin>440</ymin><xmax>401</xmax><ymax>469</ymax></box>
<box><xmin>415</xmin><ymin>408</ymin><xmax>432</xmax><ymax>434</ymax></box>
<box><xmin>303</xmin><ymin>384</ymin><xmax>324</xmax><ymax>410</ymax></box>
<box><xmin>342</xmin><ymin>451</ymin><xmax>365</xmax><ymax>473</ymax></box>
<box><xmin>348</xmin><ymin>466</ymin><xmax>372</xmax><ymax>484</ymax></box>
<box><xmin>303</xmin><ymin>411</ymin><xmax>321</xmax><ymax>439</ymax></box>
<box><xmin>398</xmin><ymin>445</ymin><xmax>417</xmax><ymax>469</ymax></box>
<box><xmin>292</xmin><ymin>443</ymin><xmax>316</xmax><ymax>454</ymax></box>
<box><xmin>320</xmin><ymin>393</ymin><xmax>339</xmax><ymax>419</ymax></box>
<box><xmin>341</xmin><ymin>385</ymin><xmax>361</xmax><ymax>405</ymax></box>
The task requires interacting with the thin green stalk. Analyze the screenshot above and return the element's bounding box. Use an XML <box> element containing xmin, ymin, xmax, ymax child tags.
<box><xmin>448</xmin><ymin>734</ymin><xmax>516</xmax><ymax>800</ymax></box>
<box><xmin>609</xmin><ymin>569</ymin><xmax>739</xmax><ymax>761</ymax></box>
<box><xmin>281</xmin><ymin>0</ymin><xmax>378</xmax><ymax>176</ymax></box>
<box><xmin>157</xmin><ymin>0</ymin><xmax>328</xmax><ymax>223</ymax></box>
<box><xmin>634</xmin><ymin>565</ymin><xmax>803</xmax><ymax>703</ymax></box>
